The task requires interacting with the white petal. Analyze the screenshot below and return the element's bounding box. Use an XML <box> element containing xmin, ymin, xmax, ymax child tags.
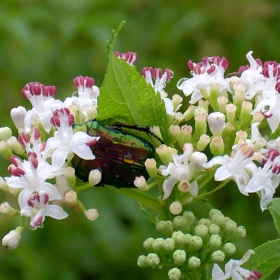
<box><xmin>163</xmin><ymin>177</ymin><xmax>178</xmax><ymax>199</ymax></box>
<box><xmin>51</xmin><ymin>149</ymin><xmax>68</xmax><ymax>171</ymax></box>
<box><xmin>44</xmin><ymin>205</ymin><xmax>68</xmax><ymax>220</ymax></box>
<box><xmin>71</xmin><ymin>145</ymin><xmax>95</xmax><ymax>160</ymax></box>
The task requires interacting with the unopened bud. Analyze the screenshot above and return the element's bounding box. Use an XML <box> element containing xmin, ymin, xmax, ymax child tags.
<box><xmin>183</xmin><ymin>211</ymin><xmax>195</xmax><ymax>225</ymax></box>
<box><xmin>209</xmin><ymin>234</ymin><xmax>222</xmax><ymax>249</ymax></box>
<box><xmin>190</xmin><ymin>152</ymin><xmax>207</xmax><ymax>173</ymax></box>
<box><xmin>88</xmin><ymin>169</ymin><xmax>102</xmax><ymax>186</ymax></box>
<box><xmin>222</xmin><ymin>242</ymin><xmax>236</xmax><ymax>255</ymax></box>
<box><xmin>217</xmin><ymin>96</ymin><xmax>228</xmax><ymax>113</ymax></box>
<box><xmin>194</xmin><ymin>114</ymin><xmax>207</xmax><ymax>137</ymax></box>
<box><xmin>224</xmin><ymin>219</ymin><xmax>237</xmax><ymax>235</ymax></box>
<box><xmin>233</xmin><ymin>226</ymin><xmax>246</xmax><ymax>239</ymax></box>
<box><xmin>143</xmin><ymin>237</ymin><xmax>155</xmax><ymax>251</ymax></box>
<box><xmin>156</xmin><ymin>145</ymin><xmax>173</xmax><ymax>165</ymax></box>
<box><xmin>145</xmin><ymin>158</ymin><xmax>157</xmax><ymax>177</ymax></box>
<box><xmin>168</xmin><ymin>267</ymin><xmax>181</xmax><ymax>280</ymax></box>
<box><xmin>0</xmin><ymin>202</ymin><xmax>17</xmax><ymax>216</ymax></box>
<box><xmin>10</xmin><ymin>106</ymin><xmax>27</xmax><ymax>129</ymax></box>
<box><xmin>178</xmin><ymin>125</ymin><xmax>192</xmax><ymax>147</ymax></box>
<box><xmin>210</xmin><ymin>136</ymin><xmax>224</xmax><ymax>156</ymax></box>
<box><xmin>198</xmin><ymin>218</ymin><xmax>211</xmax><ymax>226</ymax></box>
<box><xmin>6</xmin><ymin>136</ymin><xmax>25</xmax><ymax>155</ymax></box>
<box><xmin>188</xmin><ymin>236</ymin><xmax>203</xmax><ymax>251</ymax></box>
<box><xmin>137</xmin><ymin>255</ymin><xmax>148</xmax><ymax>268</ymax></box>
<box><xmin>226</xmin><ymin>104</ymin><xmax>236</xmax><ymax>122</ymax></box>
<box><xmin>152</xmin><ymin>238</ymin><xmax>164</xmax><ymax>252</ymax></box>
<box><xmin>0</xmin><ymin>177</ymin><xmax>9</xmax><ymax>191</ymax></box>
<box><xmin>188</xmin><ymin>256</ymin><xmax>201</xmax><ymax>269</ymax></box>
<box><xmin>0</xmin><ymin>141</ymin><xmax>13</xmax><ymax>160</ymax></box>
<box><xmin>169</xmin><ymin>201</ymin><xmax>183</xmax><ymax>215</ymax></box>
<box><xmin>65</xmin><ymin>191</ymin><xmax>77</xmax><ymax>205</ymax></box>
<box><xmin>146</xmin><ymin>253</ymin><xmax>160</xmax><ymax>268</ymax></box>
<box><xmin>208</xmin><ymin>224</ymin><xmax>220</xmax><ymax>235</ymax></box>
<box><xmin>163</xmin><ymin>238</ymin><xmax>175</xmax><ymax>252</ymax></box>
<box><xmin>134</xmin><ymin>176</ymin><xmax>149</xmax><ymax>191</ymax></box>
<box><xmin>208</xmin><ymin>112</ymin><xmax>225</xmax><ymax>136</ymax></box>
<box><xmin>183</xmin><ymin>105</ymin><xmax>195</xmax><ymax>122</ymax></box>
<box><xmin>172</xmin><ymin>231</ymin><xmax>185</xmax><ymax>248</ymax></box>
<box><xmin>196</xmin><ymin>134</ymin><xmax>210</xmax><ymax>151</ymax></box>
<box><xmin>194</xmin><ymin>224</ymin><xmax>208</xmax><ymax>238</ymax></box>
<box><xmin>211</xmin><ymin>250</ymin><xmax>225</xmax><ymax>263</ymax></box>
<box><xmin>173</xmin><ymin>216</ymin><xmax>188</xmax><ymax>232</ymax></box>
<box><xmin>64</xmin><ymin>167</ymin><xmax>76</xmax><ymax>187</ymax></box>
<box><xmin>85</xmin><ymin>208</ymin><xmax>99</xmax><ymax>221</ymax></box>
<box><xmin>173</xmin><ymin>249</ymin><xmax>186</xmax><ymax>265</ymax></box>
<box><xmin>156</xmin><ymin>220</ymin><xmax>173</xmax><ymax>236</ymax></box>
<box><xmin>0</xmin><ymin>127</ymin><xmax>12</xmax><ymax>141</ymax></box>
<box><xmin>168</xmin><ymin>125</ymin><xmax>180</xmax><ymax>145</ymax></box>
<box><xmin>2</xmin><ymin>226</ymin><xmax>23</xmax><ymax>250</ymax></box>
<box><xmin>210</xmin><ymin>213</ymin><xmax>226</xmax><ymax>227</ymax></box>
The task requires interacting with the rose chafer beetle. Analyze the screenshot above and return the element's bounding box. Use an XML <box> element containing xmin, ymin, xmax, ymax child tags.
<box><xmin>72</xmin><ymin>120</ymin><xmax>161</xmax><ymax>188</ymax></box>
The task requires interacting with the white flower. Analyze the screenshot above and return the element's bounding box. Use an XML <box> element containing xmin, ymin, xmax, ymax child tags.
<box><xmin>64</xmin><ymin>76</ymin><xmax>99</xmax><ymax>117</ymax></box>
<box><xmin>245</xmin><ymin>152</ymin><xmax>280</xmax><ymax>210</ymax></box>
<box><xmin>43</xmin><ymin>108</ymin><xmax>98</xmax><ymax>171</ymax></box>
<box><xmin>204</xmin><ymin>143</ymin><xmax>256</xmax><ymax>195</ymax></box>
<box><xmin>212</xmin><ymin>249</ymin><xmax>261</xmax><ymax>280</ymax></box>
<box><xmin>161</xmin><ymin>146</ymin><xmax>198</xmax><ymax>199</ymax></box>
<box><xmin>177</xmin><ymin>56</ymin><xmax>229</xmax><ymax>104</ymax></box>
<box><xmin>21</xmin><ymin>191</ymin><xmax>68</xmax><ymax>229</ymax></box>
<box><xmin>5</xmin><ymin>155</ymin><xmax>63</xmax><ymax>209</ymax></box>
<box><xmin>21</xmin><ymin>82</ymin><xmax>64</xmax><ymax>133</ymax></box>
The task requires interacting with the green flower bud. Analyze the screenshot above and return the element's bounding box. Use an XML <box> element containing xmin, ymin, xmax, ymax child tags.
<box><xmin>209</xmin><ymin>209</ymin><xmax>222</xmax><ymax>218</ymax></box>
<box><xmin>209</xmin><ymin>136</ymin><xmax>224</xmax><ymax>156</ymax></box>
<box><xmin>172</xmin><ymin>231</ymin><xmax>185</xmax><ymax>248</ymax></box>
<box><xmin>168</xmin><ymin>267</ymin><xmax>182</xmax><ymax>280</ymax></box>
<box><xmin>195</xmin><ymin>114</ymin><xmax>207</xmax><ymax>137</ymax></box>
<box><xmin>209</xmin><ymin>83</ymin><xmax>220</xmax><ymax>102</ymax></box>
<box><xmin>168</xmin><ymin>125</ymin><xmax>180</xmax><ymax>145</ymax></box>
<box><xmin>240</xmin><ymin>101</ymin><xmax>253</xmax><ymax>125</ymax></box>
<box><xmin>152</xmin><ymin>238</ymin><xmax>164</xmax><ymax>252</ymax></box>
<box><xmin>178</xmin><ymin>125</ymin><xmax>192</xmax><ymax>147</ymax></box>
<box><xmin>209</xmin><ymin>234</ymin><xmax>222</xmax><ymax>249</ymax></box>
<box><xmin>211</xmin><ymin>250</ymin><xmax>225</xmax><ymax>263</ymax></box>
<box><xmin>137</xmin><ymin>255</ymin><xmax>148</xmax><ymax>268</ymax></box>
<box><xmin>217</xmin><ymin>96</ymin><xmax>228</xmax><ymax>113</ymax></box>
<box><xmin>189</xmin><ymin>236</ymin><xmax>203</xmax><ymax>251</ymax></box>
<box><xmin>183</xmin><ymin>211</ymin><xmax>195</xmax><ymax>224</ymax></box>
<box><xmin>6</xmin><ymin>136</ymin><xmax>25</xmax><ymax>155</ymax></box>
<box><xmin>146</xmin><ymin>253</ymin><xmax>160</xmax><ymax>268</ymax></box>
<box><xmin>226</xmin><ymin>103</ymin><xmax>236</xmax><ymax>122</ymax></box>
<box><xmin>156</xmin><ymin>144</ymin><xmax>172</xmax><ymax>165</ymax></box>
<box><xmin>183</xmin><ymin>105</ymin><xmax>195</xmax><ymax>121</ymax></box>
<box><xmin>233</xmin><ymin>226</ymin><xmax>246</xmax><ymax>239</ymax></box>
<box><xmin>143</xmin><ymin>237</ymin><xmax>155</xmax><ymax>251</ymax></box>
<box><xmin>0</xmin><ymin>141</ymin><xmax>13</xmax><ymax>160</ymax></box>
<box><xmin>173</xmin><ymin>216</ymin><xmax>188</xmax><ymax>232</ymax></box>
<box><xmin>194</xmin><ymin>224</ymin><xmax>208</xmax><ymax>238</ymax></box>
<box><xmin>0</xmin><ymin>127</ymin><xmax>12</xmax><ymax>141</ymax></box>
<box><xmin>188</xmin><ymin>256</ymin><xmax>201</xmax><ymax>269</ymax></box>
<box><xmin>208</xmin><ymin>224</ymin><xmax>220</xmax><ymax>235</ymax></box>
<box><xmin>224</xmin><ymin>219</ymin><xmax>237</xmax><ymax>235</ymax></box>
<box><xmin>173</xmin><ymin>249</ymin><xmax>186</xmax><ymax>265</ymax></box>
<box><xmin>145</xmin><ymin>158</ymin><xmax>158</xmax><ymax>177</ymax></box>
<box><xmin>198</xmin><ymin>218</ymin><xmax>211</xmax><ymax>226</ymax></box>
<box><xmin>210</xmin><ymin>213</ymin><xmax>226</xmax><ymax>227</ymax></box>
<box><xmin>222</xmin><ymin>242</ymin><xmax>236</xmax><ymax>256</ymax></box>
<box><xmin>163</xmin><ymin>238</ymin><xmax>175</xmax><ymax>252</ymax></box>
<box><xmin>184</xmin><ymin>233</ymin><xmax>192</xmax><ymax>245</ymax></box>
<box><xmin>196</xmin><ymin>134</ymin><xmax>210</xmax><ymax>151</ymax></box>
<box><xmin>156</xmin><ymin>220</ymin><xmax>173</xmax><ymax>236</ymax></box>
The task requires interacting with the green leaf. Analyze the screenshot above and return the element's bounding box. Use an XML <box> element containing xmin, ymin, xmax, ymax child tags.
<box><xmin>243</xmin><ymin>239</ymin><xmax>280</xmax><ymax>279</ymax></box>
<box><xmin>97</xmin><ymin>22</ymin><xmax>167</xmax><ymax>136</ymax></box>
<box><xmin>269</xmin><ymin>198</ymin><xmax>280</xmax><ymax>236</ymax></box>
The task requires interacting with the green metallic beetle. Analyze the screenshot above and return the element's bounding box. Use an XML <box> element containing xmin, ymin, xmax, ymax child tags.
<box><xmin>72</xmin><ymin>120</ymin><xmax>159</xmax><ymax>188</ymax></box>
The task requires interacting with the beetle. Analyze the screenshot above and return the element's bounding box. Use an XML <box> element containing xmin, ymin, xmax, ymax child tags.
<box><xmin>72</xmin><ymin>120</ymin><xmax>161</xmax><ymax>188</ymax></box>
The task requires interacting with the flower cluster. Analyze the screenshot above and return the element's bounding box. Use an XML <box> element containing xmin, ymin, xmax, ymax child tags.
<box><xmin>138</xmin><ymin>209</ymin><xmax>261</xmax><ymax>280</ymax></box>
<box><xmin>1</xmin><ymin>47</ymin><xmax>279</xmax><ymax>278</ymax></box>
<box><xmin>1</xmin><ymin>76</ymin><xmax>101</xmax><ymax>249</ymax></box>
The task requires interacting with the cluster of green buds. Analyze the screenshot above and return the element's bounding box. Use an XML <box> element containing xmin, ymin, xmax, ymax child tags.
<box><xmin>138</xmin><ymin>209</ymin><xmax>247</xmax><ymax>280</ymax></box>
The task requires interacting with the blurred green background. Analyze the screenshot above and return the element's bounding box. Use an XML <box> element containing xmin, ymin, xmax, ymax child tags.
<box><xmin>0</xmin><ymin>0</ymin><xmax>280</xmax><ymax>279</ymax></box>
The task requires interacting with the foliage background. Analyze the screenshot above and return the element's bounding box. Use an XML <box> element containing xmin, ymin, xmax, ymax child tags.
<box><xmin>0</xmin><ymin>0</ymin><xmax>280</xmax><ymax>279</ymax></box>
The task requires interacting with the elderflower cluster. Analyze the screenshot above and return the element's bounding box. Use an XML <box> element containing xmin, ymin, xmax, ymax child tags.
<box><xmin>0</xmin><ymin>76</ymin><xmax>101</xmax><ymax>249</ymax></box>
<box><xmin>141</xmin><ymin>51</ymin><xmax>280</xmax><ymax>214</ymax></box>
<box><xmin>138</xmin><ymin>209</ymin><xmax>261</xmax><ymax>280</ymax></box>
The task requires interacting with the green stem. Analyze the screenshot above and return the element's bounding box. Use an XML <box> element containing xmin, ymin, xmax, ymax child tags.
<box><xmin>106</xmin><ymin>185</ymin><xmax>164</xmax><ymax>214</ymax></box>
<box><xmin>197</xmin><ymin>179</ymin><xmax>230</xmax><ymax>199</ymax></box>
